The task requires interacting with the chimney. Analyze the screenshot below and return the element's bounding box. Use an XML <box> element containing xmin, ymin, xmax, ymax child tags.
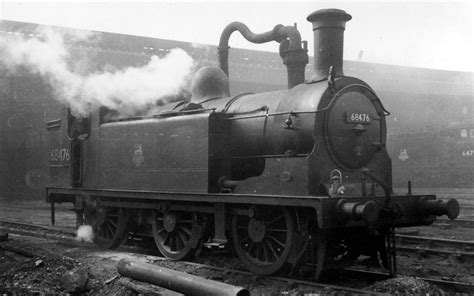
<box><xmin>306</xmin><ymin>9</ymin><xmax>352</xmax><ymax>81</ymax></box>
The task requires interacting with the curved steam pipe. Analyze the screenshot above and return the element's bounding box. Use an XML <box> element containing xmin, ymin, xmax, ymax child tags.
<box><xmin>218</xmin><ymin>22</ymin><xmax>308</xmax><ymax>89</ymax></box>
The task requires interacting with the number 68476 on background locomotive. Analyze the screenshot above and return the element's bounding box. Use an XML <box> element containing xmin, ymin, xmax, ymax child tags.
<box><xmin>46</xmin><ymin>8</ymin><xmax>459</xmax><ymax>279</ymax></box>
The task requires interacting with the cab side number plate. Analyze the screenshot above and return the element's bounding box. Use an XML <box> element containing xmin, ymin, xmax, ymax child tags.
<box><xmin>345</xmin><ymin>112</ymin><xmax>371</xmax><ymax>123</ymax></box>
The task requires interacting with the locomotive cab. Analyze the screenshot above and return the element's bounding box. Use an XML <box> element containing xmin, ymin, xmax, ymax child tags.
<box><xmin>46</xmin><ymin>108</ymin><xmax>90</xmax><ymax>189</ymax></box>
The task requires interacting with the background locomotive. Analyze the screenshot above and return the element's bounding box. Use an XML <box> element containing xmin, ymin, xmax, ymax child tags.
<box><xmin>389</xmin><ymin>119</ymin><xmax>474</xmax><ymax>188</ymax></box>
<box><xmin>43</xmin><ymin>9</ymin><xmax>460</xmax><ymax>279</ymax></box>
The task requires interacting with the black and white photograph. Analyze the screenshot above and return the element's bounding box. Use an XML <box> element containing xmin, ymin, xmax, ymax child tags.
<box><xmin>0</xmin><ymin>0</ymin><xmax>472</xmax><ymax>294</ymax></box>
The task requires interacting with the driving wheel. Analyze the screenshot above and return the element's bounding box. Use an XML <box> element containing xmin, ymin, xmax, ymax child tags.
<box><xmin>151</xmin><ymin>211</ymin><xmax>202</xmax><ymax>260</ymax></box>
<box><xmin>232</xmin><ymin>206</ymin><xmax>294</xmax><ymax>275</ymax></box>
<box><xmin>87</xmin><ymin>206</ymin><xmax>129</xmax><ymax>249</ymax></box>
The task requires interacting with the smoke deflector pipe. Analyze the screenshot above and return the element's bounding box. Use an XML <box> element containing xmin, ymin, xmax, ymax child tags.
<box><xmin>117</xmin><ymin>259</ymin><xmax>250</xmax><ymax>296</ymax></box>
<box><xmin>218</xmin><ymin>22</ymin><xmax>308</xmax><ymax>89</ymax></box>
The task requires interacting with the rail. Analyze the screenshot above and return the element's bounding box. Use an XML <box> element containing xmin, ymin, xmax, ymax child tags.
<box><xmin>2</xmin><ymin>218</ymin><xmax>473</xmax><ymax>293</ymax></box>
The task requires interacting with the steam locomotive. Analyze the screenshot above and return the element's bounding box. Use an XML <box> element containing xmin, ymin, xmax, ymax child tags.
<box><xmin>46</xmin><ymin>9</ymin><xmax>459</xmax><ymax>279</ymax></box>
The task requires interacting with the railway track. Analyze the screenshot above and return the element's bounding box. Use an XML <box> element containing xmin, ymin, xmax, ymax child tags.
<box><xmin>1</xmin><ymin>218</ymin><xmax>473</xmax><ymax>293</ymax></box>
<box><xmin>434</xmin><ymin>218</ymin><xmax>474</xmax><ymax>228</ymax></box>
<box><xmin>456</xmin><ymin>205</ymin><xmax>474</xmax><ymax>219</ymax></box>
<box><xmin>395</xmin><ymin>234</ymin><xmax>474</xmax><ymax>258</ymax></box>
<box><xmin>0</xmin><ymin>219</ymin><xmax>77</xmax><ymax>242</ymax></box>
<box><xmin>161</xmin><ymin>258</ymin><xmax>386</xmax><ymax>295</ymax></box>
<box><xmin>344</xmin><ymin>268</ymin><xmax>474</xmax><ymax>293</ymax></box>
<box><xmin>0</xmin><ymin>219</ymin><xmax>380</xmax><ymax>294</ymax></box>
<box><xmin>4</xmin><ymin>219</ymin><xmax>472</xmax><ymax>259</ymax></box>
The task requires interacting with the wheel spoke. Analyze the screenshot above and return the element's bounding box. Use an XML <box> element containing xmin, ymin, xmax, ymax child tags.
<box><xmin>106</xmin><ymin>220</ymin><xmax>117</xmax><ymax>232</ymax></box>
<box><xmin>266</xmin><ymin>228</ymin><xmax>287</xmax><ymax>233</ymax></box>
<box><xmin>239</xmin><ymin>235</ymin><xmax>250</xmax><ymax>244</ymax></box>
<box><xmin>179</xmin><ymin>226</ymin><xmax>192</xmax><ymax>236</ymax></box>
<box><xmin>177</xmin><ymin>229</ymin><xmax>189</xmax><ymax>245</ymax></box>
<box><xmin>265</xmin><ymin>240</ymin><xmax>278</xmax><ymax>260</ymax></box>
<box><xmin>262</xmin><ymin>243</ymin><xmax>270</xmax><ymax>263</ymax></box>
<box><xmin>108</xmin><ymin>219</ymin><xmax>118</xmax><ymax>228</ymax></box>
<box><xmin>163</xmin><ymin>232</ymin><xmax>170</xmax><ymax>245</ymax></box>
<box><xmin>104</xmin><ymin>222</ymin><xmax>113</xmax><ymax>238</ymax></box>
<box><xmin>171</xmin><ymin>234</ymin><xmax>178</xmax><ymax>251</ymax></box>
<box><xmin>247</xmin><ymin>241</ymin><xmax>256</xmax><ymax>253</ymax></box>
<box><xmin>269</xmin><ymin>235</ymin><xmax>286</xmax><ymax>248</ymax></box>
<box><xmin>255</xmin><ymin>243</ymin><xmax>264</xmax><ymax>261</ymax></box>
<box><xmin>267</xmin><ymin>214</ymin><xmax>284</xmax><ymax>226</ymax></box>
<box><xmin>175</xmin><ymin>232</ymin><xmax>185</xmax><ymax>250</ymax></box>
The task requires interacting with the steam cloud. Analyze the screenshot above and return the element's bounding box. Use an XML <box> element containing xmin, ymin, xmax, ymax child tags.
<box><xmin>0</xmin><ymin>26</ymin><xmax>195</xmax><ymax>116</ymax></box>
<box><xmin>76</xmin><ymin>225</ymin><xmax>94</xmax><ymax>243</ymax></box>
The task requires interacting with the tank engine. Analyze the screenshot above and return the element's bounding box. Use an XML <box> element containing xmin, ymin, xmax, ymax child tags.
<box><xmin>46</xmin><ymin>9</ymin><xmax>459</xmax><ymax>279</ymax></box>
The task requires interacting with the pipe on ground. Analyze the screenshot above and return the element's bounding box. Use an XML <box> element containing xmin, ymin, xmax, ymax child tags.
<box><xmin>117</xmin><ymin>259</ymin><xmax>249</xmax><ymax>296</ymax></box>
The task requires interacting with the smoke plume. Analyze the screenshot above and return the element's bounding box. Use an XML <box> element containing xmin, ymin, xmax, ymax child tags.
<box><xmin>0</xmin><ymin>25</ymin><xmax>195</xmax><ymax>116</ymax></box>
<box><xmin>76</xmin><ymin>225</ymin><xmax>94</xmax><ymax>243</ymax></box>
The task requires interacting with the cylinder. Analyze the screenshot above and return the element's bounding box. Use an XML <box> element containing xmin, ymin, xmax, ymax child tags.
<box><xmin>306</xmin><ymin>9</ymin><xmax>352</xmax><ymax>81</ymax></box>
<box><xmin>117</xmin><ymin>259</ymin><xmax>249</xmax><ymax>296</ymax></box>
